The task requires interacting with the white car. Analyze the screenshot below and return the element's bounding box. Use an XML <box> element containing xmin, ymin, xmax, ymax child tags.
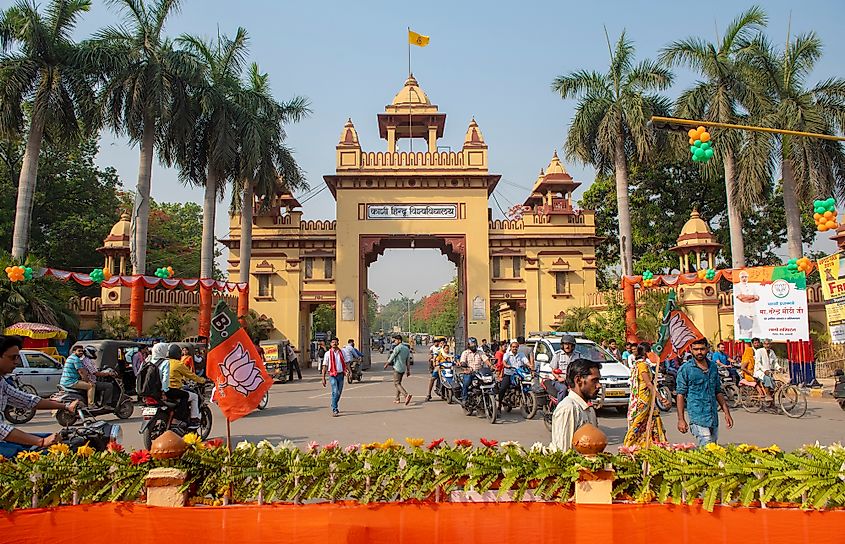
<box><xmin>13</xmin><ymin>350</ymin><xmax>64</xmax><ymax>397</ymax></box>
<box><xmin>526</xmin><ymin>334</ymin><xmax>631</xmax><ymax>412</ymax></box>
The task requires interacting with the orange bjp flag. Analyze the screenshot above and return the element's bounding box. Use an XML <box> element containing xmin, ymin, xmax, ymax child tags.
<box><xmin>207</xmin><ymin>300</ymin><xmax>272</xmax><ymax>422</ymax></box>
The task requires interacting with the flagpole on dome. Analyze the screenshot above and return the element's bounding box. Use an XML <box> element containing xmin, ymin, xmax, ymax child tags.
<box><xmin>408</xmin><ymin>26</ymin><xmax>413</xmax><ymax>154</ymax></box>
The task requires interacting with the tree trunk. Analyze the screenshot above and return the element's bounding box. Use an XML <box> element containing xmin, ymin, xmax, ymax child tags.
<box><xmin>10</xmin><ymin>115</ymin><xmax>46</xmax><ymax>261</ymax></box>
<box><xmin>200</xmin><ymin>168</ymin><xmax>219</xmax><ymax>279</ymax></box>
<box><xmin>723</xmin><ymin>150</ymin><xmax>746</xmax><ymax>268</ymax></box>
<box><xmin>239</xmin><ymin>179</ymin><xmax>253</xmax><ymax>284</ymax></box>
<box><xmin>782</xmin><ymin>158</ymin><xmax>803</xmax><ymax>259</ymax></box>
<box><xmin>614</xmin><ymin>135</ymin><xmax>634</xmax><ymax>277</ymax></box>
<box><xmin>131</xmin><ymin>116</ymin><xmax>156</xmax><ymax>275</ymax></box>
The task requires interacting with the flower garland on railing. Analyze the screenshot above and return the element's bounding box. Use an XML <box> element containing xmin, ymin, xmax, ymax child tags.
<box><xmin>2</xmin><ymin>437</ymin><xmax>845</xmax><ymax>511</ymax></box>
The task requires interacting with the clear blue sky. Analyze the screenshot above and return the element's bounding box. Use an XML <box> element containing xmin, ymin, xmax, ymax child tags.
<box><xmin>74</xmin><ymin>0</ymin><xmax>845</xmax><ymax>302</ymax></box>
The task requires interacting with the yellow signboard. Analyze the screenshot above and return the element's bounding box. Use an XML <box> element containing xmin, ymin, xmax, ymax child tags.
<box><xmin>818</xmin><ymin>252</ymin><xmax>845</xmax><ymax>343</ymax></box>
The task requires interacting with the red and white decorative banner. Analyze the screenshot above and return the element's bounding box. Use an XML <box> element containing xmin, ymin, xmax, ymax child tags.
<box><xmin>39</xmin><ymin>268</ymin><xmax>248</xmax><ymax>293</ymax></box>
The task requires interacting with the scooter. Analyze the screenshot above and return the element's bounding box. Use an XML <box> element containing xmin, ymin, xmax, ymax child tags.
<box><xmin>534</xmin><ymin>377</ymin><xmax>560</xmax><ymax>432</ymax></box>
<box><xmin>52</xmin><ymin>370</ymin><xmax>135</xmax><ymax>426</ymax></box>
<box><xmin>434</xmin><ymin>360</ymin><xmax>460</xmax><ymax>404</ymax></box>
<box><xmin>140</xmin><ymin>381</ymin><xmax>212</xmax><ymax>449</ymax></box>
<box><xmin>59</xmin><ymin>407</ymin><xmax>123</xmax><ymax>451</ymax></box>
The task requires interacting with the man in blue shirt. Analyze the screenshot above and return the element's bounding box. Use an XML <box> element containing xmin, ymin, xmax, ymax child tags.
<box><xmin>60</xmin><ymin>345</ymin><xmax>95</xmax><ymax>405</ymax></box>
<box><xmin>711</xmin><ymin>341</ymin><xmax>739</xmax><ymax>384</ymax></box>
<box><xmin>676</xmin><ymin>337</ymin><xmax>733</xmax><ymax>446</ymax></box>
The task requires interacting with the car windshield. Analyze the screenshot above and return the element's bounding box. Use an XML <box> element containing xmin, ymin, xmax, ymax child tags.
<box><xmin>548</xmin><ymin>341</ymin><xmax>616</xmax><ymax>363</ymax></box>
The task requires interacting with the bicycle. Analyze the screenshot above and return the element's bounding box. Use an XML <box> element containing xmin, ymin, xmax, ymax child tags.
<box><xmin>740</xmin><ymin>377</ymin><xmax>807</xmax><ymax>418</ymax></box>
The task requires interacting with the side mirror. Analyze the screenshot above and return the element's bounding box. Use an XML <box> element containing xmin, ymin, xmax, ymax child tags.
<box><xmin>535</xmin><ymin>353</ymin><xmax>549</xmax><ymax>364</ymax></box>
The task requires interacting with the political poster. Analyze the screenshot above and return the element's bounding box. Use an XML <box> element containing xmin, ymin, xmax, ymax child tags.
<box><xmin>817</xmin><ymin>252</ymin><xmax>845</xmax><ymax>344</ymax></box>
<box><xmin>732</xmin><ymin>265</ymin><xmax>809</xmax><ymax>341</ymax></box>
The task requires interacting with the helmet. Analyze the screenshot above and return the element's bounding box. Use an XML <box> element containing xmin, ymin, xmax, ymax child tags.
<box><xmin>83</xmin><ymin>346</ymin><xmax>97</xmax><ymax>359</ymax></box>
<box><xmin>167</xmin><ymin>344</ymin><xmax>182</xmax><ymax>359</ymax></box>
<box><xmin>467</xmin><ymin>337</ymin><xmax>478</xmax><ymax>351</ymax></box>
<box><xmin>561</xmin><ymin>335</ymin><xmax>576</xmax><ymax>345</ymax></box>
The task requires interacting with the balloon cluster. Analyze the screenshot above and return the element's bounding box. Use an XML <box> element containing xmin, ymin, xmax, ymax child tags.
<box><xmin>89</xmin><ymin>268</ymin><xmax>113</xmax><ymax>283</ymax></box>
<box><xmin>5</xmin><ymin>266</ymin><xmax>33</xmax><ymax>282</ymax></box>
<box><xmin>642</xmin><ymin>270</ymin><xmax>656</xmax><ymax>288</ymax></box>
<box><xmin>813</xmin><ymin>198</ymin><xmax>838</xmax><ymax>232</ymax></box>
<box><xmin>688</xmin><ymin>126</ymin><xmax>714</xmax><ymax>163</ymax></box>
<box><xmin>154</xmin><ymin>266</ymin><xmax>174</xmax><ymax>279</ymax></box>
<box><xmin>696</xmin><ymin>268</ymin><xmax>717</xmax><ymax>281</ymax></box>
<box><xmin>787</xmin><ymin>257</ymin><xmax>812</xmax><ymax>274</ymax></box>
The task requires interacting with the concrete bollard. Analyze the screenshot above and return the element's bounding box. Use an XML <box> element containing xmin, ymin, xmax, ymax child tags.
<box><xmin>574</xmin><ymin>467</ymin><xmax>615</xmax><ymax>505</ymax></box>
<box><xmin>145</xmin><ymin>468</ymin><xmax>188</xmax><ymax>507</ymax></box>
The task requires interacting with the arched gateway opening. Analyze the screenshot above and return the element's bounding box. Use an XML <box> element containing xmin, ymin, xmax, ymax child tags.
<box><xmin>362</xmin><ymin>236</ymin><xmax>465</xmax><ymax>357</ymax></box>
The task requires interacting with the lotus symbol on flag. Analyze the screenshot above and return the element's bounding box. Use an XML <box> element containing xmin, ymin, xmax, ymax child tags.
<box><xmin>218</xmin><ymin>343</ymin><xmax>264</xmax><ymax>396</ymax></box>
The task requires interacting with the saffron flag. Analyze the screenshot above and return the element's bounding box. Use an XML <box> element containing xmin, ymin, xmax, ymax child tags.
<box><xmin>207</xmin><ymin>300</ymin><xmax>272</xmax><ymax>421</ymax></box>
<box><xmin>657</xmin><ymin>310</ymin><xmax>705</xmax><ymax>362</ymax></box>
<box><xmin>408</xmin><ymin>29</ymin><xmax>430</xmax><ymax>47</ymax></box>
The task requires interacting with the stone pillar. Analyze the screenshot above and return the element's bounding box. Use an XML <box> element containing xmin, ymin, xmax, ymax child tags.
<box><xmin>145</xmin><ymin>468</ymin><xmax>188</xmax><ymax>507</ymax></box>
<box><xmin>428</xmin><ymin>126</ymin><xmax>437</xmax><ymax>153</ymax></box>
<box><xmin>387</xmin><ymin>127</ymin><xmax>396</xmax><ymax>153</ymax></box>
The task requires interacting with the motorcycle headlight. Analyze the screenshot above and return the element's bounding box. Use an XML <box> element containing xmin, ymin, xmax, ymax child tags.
<box><xmin>108</xmin><ymin>423</ymin><xmax>123</xmax><ymax>443</ymax></box>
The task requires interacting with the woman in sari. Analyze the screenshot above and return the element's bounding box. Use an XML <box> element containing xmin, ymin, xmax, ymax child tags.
<box><xmin>623</xmin><ymin>342</ymin><xmax>666</xmax><ymax>446</ymax></box>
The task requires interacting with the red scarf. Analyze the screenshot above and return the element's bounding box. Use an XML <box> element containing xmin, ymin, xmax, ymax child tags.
<box><xmin>327</xmin><ymin>347</ymin><xmax>346</xmax><ymax>377</ymax></box>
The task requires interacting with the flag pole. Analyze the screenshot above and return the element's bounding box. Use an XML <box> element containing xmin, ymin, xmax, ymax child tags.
<box><xmin>408</xmin><ymin>27</ymin><xmax>413</xmax><ymax>154</ymax></box>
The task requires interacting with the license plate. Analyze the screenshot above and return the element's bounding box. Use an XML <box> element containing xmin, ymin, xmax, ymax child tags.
<box><xmin>142</xmin><ymin>407</ymin><xmax>157</xmax><ymax>416</ymax></box>
<box><xmin>443</xmin><ymin>370</ymin><xmax>453</xmax><ymax>377</ymax></box>
<box><xmin>604</xmin><ymin>390</ymin><xmax>626</xmax><ymax>398</ymax></box>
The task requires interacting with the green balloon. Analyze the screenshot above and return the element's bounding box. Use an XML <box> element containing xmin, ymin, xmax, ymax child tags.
<box><xmin>828</xmin><ymin>197</ymin><xmax>836</xmax><ymax>206</ymax></box>
<box><xmin>690</xmin><ymin>145</ymin><xmax>697</xmax><ymax>154</ymax></box>
<box><xmin>694</xmin><ymin>140</ymin><xmax>703</xmax><ymax>148</ymax></box>
<box><xmin>701</xmin><ymin>142</ymin><xmax>711</xmax><ymax>150</ymax></box>
<box><xmin>704</xmin><ymin>148</ymin><xmax>714</xmax><ymax>159</ymax></box>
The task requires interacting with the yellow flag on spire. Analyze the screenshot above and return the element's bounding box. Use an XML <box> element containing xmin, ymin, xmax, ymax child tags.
<box><xmin>408</xmin><ymin>29</ymin><xmax>430</xmax><ymax>47</ymax></box>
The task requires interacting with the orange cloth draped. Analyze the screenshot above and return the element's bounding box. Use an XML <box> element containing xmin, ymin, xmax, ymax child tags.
<box><xmin>1</xmin><ymin>502</ymin><xmax>842</xmax><ymax>544</ymax></box>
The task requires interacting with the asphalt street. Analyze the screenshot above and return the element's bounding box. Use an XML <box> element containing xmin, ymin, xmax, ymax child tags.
<box><xmin>16</xmin><ymin>346</ymin><xmax>845</xmax><ymax>450</ymax></box>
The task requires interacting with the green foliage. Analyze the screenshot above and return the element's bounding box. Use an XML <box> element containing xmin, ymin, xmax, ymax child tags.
<box><xmin>148</xmin><ymin>307</ymin><xmax>196</xmax><ymax>341</ymax></box>
<box><xmin>312</xmin><ymin>304</ymin><xmax>336</xmax><ymax>336</ymax></box>
<box><xmin>0</xmin><ymin>253</ymin><xmax>78</xmax><ymax>334</ymax></box>
<box><xmin>559</xmin><ymin>291</ymin><xmax>628</xmax><ymax>344</ymax></box>
<box><xmin>5</xmin><ymin>440</ymin><xmax>845</xmax><ymax>511</ymax></box>
<box><xmin>0</xmin><ymin>137</ymin><xmax>122</xmax><ymax>271</ymax></box>
<box><xmin>100</xmin><ymin>315</ymin><xmax>138</xmax><ymax>340</ymax></box>
<box><xmin>413</xmin><ymin>280</ymin><xmax>458</xmax><ymax>337</ymax></box>
<box><xmin>241</xmin><ymin>310</ymin><xmax>274</xmax><ymax>344</ymax></box>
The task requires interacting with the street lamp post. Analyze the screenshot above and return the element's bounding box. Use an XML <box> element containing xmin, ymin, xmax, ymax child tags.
<box><xmin>397</xmin><ymin>290</ymin><xmax>418</xmax><ymax>336</ymax></box>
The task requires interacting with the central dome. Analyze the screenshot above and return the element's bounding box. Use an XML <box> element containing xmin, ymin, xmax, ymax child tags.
<box><xmin>391</xmin><ymin>74</ymin><xmax>431</xmax><ymax>107</ymax></box>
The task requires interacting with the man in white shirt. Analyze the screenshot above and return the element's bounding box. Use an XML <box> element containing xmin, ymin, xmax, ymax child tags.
<box><xmin>752</xmin><ymin>337</ymin><xmax>774</xmax><ymax>399</ymax></box>
<box><xmin>499</xmin><ymin>340</ymin><xmax>529</xmax><ymax>408</ymax></box>
<box><xmin>550</xmin><ymin>358</ymin><xmax>602</xmax><ymax>452</ymax></box>
<box><xmin>321</xmin><ymin>338</ymin><xmax>348</xmax><ymax>417</ymax></box>
<box><xmin>547</xmin><ymin>335</ymin><xmax>578</xmax><ymax>401</ymax></box>
<box><xmin>341</xmin><ymin>339</ymin><xmax>363</xmax><ymax>365</ymax></box>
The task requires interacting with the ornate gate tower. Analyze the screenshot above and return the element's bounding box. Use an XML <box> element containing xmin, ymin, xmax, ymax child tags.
<box><xmin>325</xmin><ymin>75</ymin><xmax>500</xmax><ymax>347</ymax></box>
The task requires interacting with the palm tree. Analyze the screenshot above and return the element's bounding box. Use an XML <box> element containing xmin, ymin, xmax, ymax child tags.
<box><xmin>554</xmin><ymin>31</ymin><xmax>672</xmax><ymax>277</ymax></box>
<box><xmin>743</xmin><ymin>32</ymin><xmax>845</xmax><ymax>258</ymax></box>
<box><xmin>93</xmin><ymin>0</ymin><xmax>198</xmax><ymax>275</ymax></box>
<box><xmin>234</xmin><ymin>63</ymin><xmax>309</xmax><ymax>284</ymax></box>
<box><xmin>660</xmin><ymin>7</ymin><xmax>768</xmax><ymax>269</ymax></box>
<box><xmin>0</xmin><ymin>0</ymin><xmax>96</xmax><ymax>261</ymax></box>
<box><xmin>177</xmin><ymin>28</ymin><xmax>252</xmax><ymax>280</ymax></box>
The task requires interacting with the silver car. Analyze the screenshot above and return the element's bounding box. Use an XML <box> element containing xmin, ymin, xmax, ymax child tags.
<box><xmin>13</xmin><ymin>350</ymin><xmax>64</xmax><ymax>396</ymax></box>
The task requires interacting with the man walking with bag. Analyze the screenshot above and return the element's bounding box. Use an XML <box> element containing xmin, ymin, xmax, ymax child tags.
<box><xmin>385</xmin><ymin>334</ymin><xmax>412</xmax><ymax>405</ymax></box>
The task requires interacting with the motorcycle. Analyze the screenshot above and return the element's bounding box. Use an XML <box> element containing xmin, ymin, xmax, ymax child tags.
<box><xmin>52</xmin><ymin>370</ymin><xmax>135</xmax><ymax>426</ymax></box>
<box><xmin>461</xmin><ymin>366</ymin><xmax>498</xmax><ymax>424</ymax></box>
<box><xmin>719</xmin><ymin>367</ymin><xmax>740</xmax><ymax>409</ymax></box>
<box><xmin>533</xmin><ymin>379</ymin><xmax>559</xmax><ymax>432</ymax></box>
<box><xmin>140</xmin><ymin>381</ymin><xmax>213</xmax><ymax>449</ymax></box>
<box><xmin>3</xmin><ymin>374</ymin><xmax>38</xmax><ymax>424</ymax></box>
<box><xmin>655</xmin><ymin>374</ymin><xmax>674</xmax><ymax>412</ymax></box>
<box><xmin>499</xmin><ymin>365</ymin><xmax>538</xmax><ymax>419</ymax></box>
<box><xmin>834</xmin><ymin>369</ymin><xmax>845</xmax><ymax>411</ymax></box>
<box><xmin>347</xmin><ymin>357</ymin><xmax>363</xmax><ymax>384</ymax></box>
<box><xmin>434</xmin><ymin>360</ymin><xmax>460</xmax><ymax>404</ymax></box>
<box><xmin>59</xmin><ymin>407</ymin><xmax>123</xmax><ymax>451</ymax></box>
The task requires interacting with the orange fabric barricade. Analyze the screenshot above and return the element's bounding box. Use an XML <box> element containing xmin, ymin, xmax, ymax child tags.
<box><xmin>1</xmin><ymin>501</ymin><xmax>842</xmax><ymax>544</ymax></box>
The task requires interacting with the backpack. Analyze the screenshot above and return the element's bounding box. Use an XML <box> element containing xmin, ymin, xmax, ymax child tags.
<box><xmin>137</xmin><ymin>359</ymin><xmax>163</xmax><ymax>398</ymax></box>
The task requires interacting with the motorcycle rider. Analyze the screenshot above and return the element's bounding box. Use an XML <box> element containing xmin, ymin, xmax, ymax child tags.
<box><xmin>60</xmin><ymin>345</ymin><xmax>95</xmax><ymax>406</ymax></box>
<box><xmin>547</xmin><ymin>335</ymin><xmax>578</xmax><ymax>402</ymax></box>
<box><xmin>0</xmin><ymin>336</ymin><xmax>82</xmax><ymax>457</ymax></box>
<box><xmin>166</xmin><ymin>344</ymin><xmax>206</xmax><ymax>427</ymax></box>
<box><xmin>458</xmin><ymin>337</ymin><xmax>491</xmax><ymax>402</ymax></box>
<box><xmin>425</xmin><ymin>337</ymin><xmax>444</xmax><ymax>402</ymax></box>
<box><xmin>499</xmin><ymin>340</ymin><xmax>529</xmax><ymax>409</ymax></box>
<box><xmin>341</xmin><ymin>339</ymin><xmax>363</xmax><ymax>374</ymax></box>
<box><xmin>80</xmin><ymin>346</ymin><xmax>117</xmax><ymax>408</ymax></box>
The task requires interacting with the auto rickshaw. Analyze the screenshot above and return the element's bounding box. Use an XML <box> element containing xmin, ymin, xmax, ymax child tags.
<box><xmin>259</xmin><ymin>340</ymin><xmax>290</xmax><ymax>383</ymax></box>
